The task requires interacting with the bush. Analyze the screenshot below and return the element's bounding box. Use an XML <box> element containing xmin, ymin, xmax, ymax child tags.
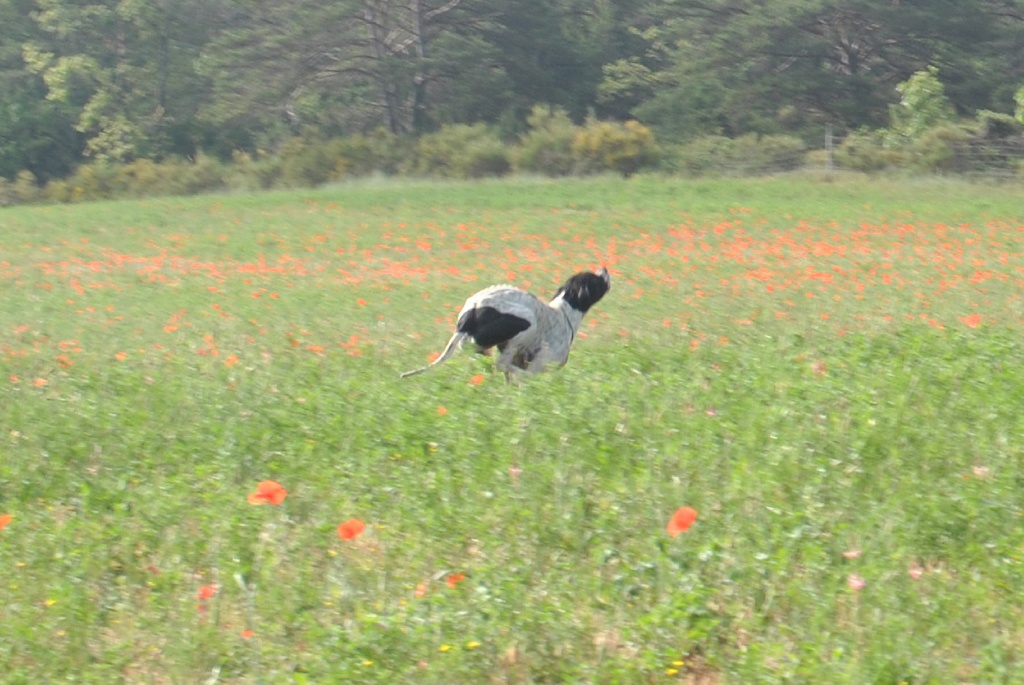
<box><xmin>43</xmin><ymin>179</ymin><xmax>73</xmax><ymax>204</ymax></box>
<box><xmin>230</xmin><ymin>150</ymin><xmax>282</xmax><ymax>190</ymax></box>
<box><xmin>571</xmin><ymin>119</ymin><xmax>660</xmax><ymax>177</ymax></box>
<box><xmin>116</xmin><ymin>159</ymin><xmax>172</xmax><ymax>197</ymax></box>
<box><xmin>66</xmin><ymin>163</ymin><xmax>127</xmax><ymax>202</ymax></box>
<box><xmin>13</xmin><ymin>170</ymin><xmax>41</xmax><ymax>204</ymax></box>
<box><xmin>55</xmin><ymin>156</ymin><xmax>229</xmax><ymax>202</ymax></box>
<box><xmin>412</xmin><ymin>124</ymin><xmax>510</xmax><ymax>178</ymax></box>
<box><xmin>669</xmin><ymin>136</ymin><xmax>734</xmax><ymax>176</ymax></box>
<box><xmin>333</xmin><ymin>130</ymin><xmax>409</xmax><ymax>178</ymax></box>
<box><xmin>0</xmin><ymin>177</ymin><xmax>11</xmax><ymax>206</ymax></box>
<box><xmin>975</xmin><ymin>110</ymin><xmax>1023</xmax><ymax>140</ymax></box>
<box><xmin>515</xmin><ymin>106</ymin><xmax>580</xmax><ymax>176</ymax></box>
<box><xmin>906</xmin><ymin>124</ymin><xmax>972</xmax><ymax>174</ymax></box>
<box><xmin>672</xmin><ymin>134</ymin><xmax>806</xmax><ymax>176</ymax></box>
<box><xmin>170</xmin><ymin>154</ymin><xmax>229</xmax><ymax>195</ymax></box>
<box><xmin>835</xmin><ymin>131</ymin><xmax>905</xmax><ymax>173</ymax></box>
<box><xmin>277</xmin><ymin>133</ymin><xmax>338</xmax><ymax>187</ymax></box>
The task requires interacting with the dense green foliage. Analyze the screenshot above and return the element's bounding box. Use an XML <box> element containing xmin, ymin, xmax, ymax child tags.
<box><xmin>2</xmin><ymin>0</ymin><xmax>1024</xmax><ymax>185</ymax></box>
<box><xmin>4</xmin><ymin>177</ymin><xmax>1024</xmax><ymax>682</ymax></box>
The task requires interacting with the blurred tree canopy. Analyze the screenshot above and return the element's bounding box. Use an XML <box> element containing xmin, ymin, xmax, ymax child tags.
<box><xmin>2</xmin><ymin>0</ymin><xmax>1023</xmax><ymax>180</ymax></box>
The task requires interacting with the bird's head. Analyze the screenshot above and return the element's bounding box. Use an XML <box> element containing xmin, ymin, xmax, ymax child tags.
<box><xmin>553</xmin><ymin>267</ymin><xmax>611</xmax><ymax>313</ymax></box>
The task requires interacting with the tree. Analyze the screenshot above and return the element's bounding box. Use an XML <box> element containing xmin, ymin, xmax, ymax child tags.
<box><xmin>632</xmin><ymin>0</ymin><xmax>1024</xmax><ymax>142</ymax></box>
<box><xmin>200</xmin><ymin>0</ymin><xmax>475</xmax><ymax>140</ymax></box>
<box><xmin>24</xmin><ymin>0</ymin><xmax>226</xmax><ymax>161</ymax></box>
<box><xmin>0</xmin><ymin>0</ymin><xmax>81</xmax><ymax>179</ymax></box>
<box><xmin>478</xmin><ymin>0</ymin><xmax>651</xmax><ymax>128</ymax></box>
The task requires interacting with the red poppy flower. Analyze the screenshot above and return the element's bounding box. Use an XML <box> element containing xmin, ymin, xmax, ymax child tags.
<box><xmin>197</xmin><ymin>584</ymin><xmax>218</xmax><ymax>601</ymax></box>
<box><xmin>247</xmin><ymin>480</ymin><xmax>287</xmax><ymax>506</ymax></box>
<box><xmin>446</xmin><ymin>573</ymin><xmax>466</xmax><ymax>589</ymax></box>
<box><xmin>337</xmin><ymin>518</ymin><xmax>366</xmax><ymax>540</ymax></box>
<box><xmin>666</xmin><ymin>506</ymin><xmax>698</xmax><ymax>537</ymax></box>
<box><xmin>241</xmin><ymin>630</ymin><xmax>256</xmax><ymax>639</ymax></box>
<box><xmin>0</xmin><ymin>513</ymin><xmax>12</xmax><ymax>531</ymax></box>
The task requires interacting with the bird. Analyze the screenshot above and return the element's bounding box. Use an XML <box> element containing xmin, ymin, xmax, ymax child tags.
<box><xmin>401</xmin><ymin>267</ymin><xmax>611</xmax><ymax>382</ymax></box>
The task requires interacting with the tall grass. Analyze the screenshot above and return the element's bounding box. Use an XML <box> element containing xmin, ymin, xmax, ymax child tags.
<box><xmin>2</xmin><ymin>175</ymin><xmax>1024</xmax><ymax>683</ymax></box>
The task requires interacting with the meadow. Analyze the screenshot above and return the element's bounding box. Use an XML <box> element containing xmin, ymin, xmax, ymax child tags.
<box><xmin>2</xmin><ymin>174</ymin><xmax>1024</xmax><ymax>683</ymax></box>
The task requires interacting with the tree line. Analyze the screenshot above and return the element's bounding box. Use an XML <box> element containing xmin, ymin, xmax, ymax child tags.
<box><xmin>2</xmin><ymin>0</ymin><xmax>1024</xmax><ymax>184</ymax></box>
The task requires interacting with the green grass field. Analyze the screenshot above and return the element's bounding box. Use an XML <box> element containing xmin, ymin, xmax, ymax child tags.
<box><xmin>3</xmin><ymin>174</ymin><xmax>1024</xmax><ymax>683</ymax></box>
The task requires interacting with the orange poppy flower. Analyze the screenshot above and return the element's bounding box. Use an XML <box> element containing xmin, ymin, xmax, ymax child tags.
<box><xmin>960</xmin><ymin>313</ymin><xmax>982</xmax><ymax>328</ymax></box>
<box><xmin>469</xmin><ymin>374</ymin><xmax>485</xmax><ymax>386</ymax></box>
<box><xmin>666</xmin><ymin>506</ymin><xmax>698</xmax><ymax>537</ymax></box>
<box><xmin>247</xmin><ymin>480</ymin><xmax>288</xmax><ymax>506</ymax></box>
<box><xmin>446</xmin><ymin>573</ymin><xmax>466</xmax><ymax>589</ymax></box>
<box><xmin>0</xmin><ymin>513</ymin><xmax>12</xmax><ymax>531</ymax></box>
<box><xmin>241</xmin><ymin>630</ymin><xmax>256</xmax><ymax>639</ymax></box>
<box><xmin>197</xmin><ymin>584</ymin><xmax>218</xmax><ymax>601</ymax></box>
<box><xmin>337</xmin><ymin>518</ymin><xmax>366</xmax><ymax>540</ymax></box>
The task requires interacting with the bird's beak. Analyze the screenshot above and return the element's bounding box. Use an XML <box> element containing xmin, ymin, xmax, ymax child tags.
<box><xmin>597</xmin><ymin>267</ymin><xmax>611</xmax><ymax>288</ymax></box>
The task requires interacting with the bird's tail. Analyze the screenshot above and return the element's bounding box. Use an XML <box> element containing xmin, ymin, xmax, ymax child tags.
<box><xmin>400</xmin><ymin>331</ymin><xmax>468</xmax><ymax>378</ymax></box>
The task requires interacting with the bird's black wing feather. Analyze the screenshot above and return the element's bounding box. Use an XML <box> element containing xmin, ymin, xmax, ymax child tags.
<box><xmin>457</xmin><ymin>306</ymin><xmax>531</xmax><ymax>350</ymax></box>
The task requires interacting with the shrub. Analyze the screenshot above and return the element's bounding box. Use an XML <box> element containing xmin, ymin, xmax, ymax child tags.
<box><xmin>571</xmin><ymin>119</ymin><xmax>660</xmax><ymax>177</ymax></box>
<box><xmin>333</xmin><ymin>130</ymin><xmax>409</xmax><ymax>178</ymax></box>
<box><xmin>116</xmin><ymin>159</ymin><xmax>170</xmax><ymax>197</ymax></box>
<box><xmin>171</xmin><ymin>154</ymin><xmax>229</xmax><ymax>195</ymax></box>
<box><xmin>461</xmin><ymin>142</ymin><xmax>512</xmax><ymax>178</ymax></box>
<box><xmin>515</xmin><ymin>106</ymin><xmax>580</xmax><ymax>176</ymax></box>
<box><xmin>12</xmin><ymin>170</ymin><xmax>41</xmax><ymax>204</ymax></box>
<box><xmin>67</xmin><ymin>163</ymin><xmax>127</xmax><ymax>202</ymax></box>
<box><xmin>412</xmin><ymin>124</ymin><xmax>510</xmax><ymax>178</ymax></box>
<box><xmin>277</xmin><ymin>133</ymin><xmax>338</xmax><ymax>187</ymax></box>
<box><xmin>671</xmin><ymin>134</ymin><xmax>806</xmax><ymax>176</ymax></box>
<box><xmin>230</xmin><ymin>150</ymin><xmax>282</xmax><ymax>190</ymax></box>
<box><xmin>835</xmin><ymin>131</ymin><xmax>905</xmax><ymax>173</ymax></box>
<box><xmin>669</xmin><ymin>135</ymin><xmax>734</xmax><ymax>176</ymax></box>
<box><xmin>43</xmin><ymin>179</ymin><xmax>73</xmax><ymax>204</ymax></box>
<box><xmin>975</xmin><ymin>110</ymin><xmax>1023</xmax><ymax>140</ymax></box>
<box><xmin>906</xmin><ymin>124</ymin><xmax>972</xmax><ymax>174</ymax></box>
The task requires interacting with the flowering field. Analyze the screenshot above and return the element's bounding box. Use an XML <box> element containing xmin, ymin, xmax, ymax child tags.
<box><xmin>3</xmin><ymin>175</ymin><xmax>1024</xmax><ymax>683</ymax></box>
